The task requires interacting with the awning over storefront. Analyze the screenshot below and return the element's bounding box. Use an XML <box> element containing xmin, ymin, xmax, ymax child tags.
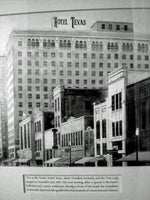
<box><xmin>44</xmin><ymin>158</ymin><xmax>61</xmax><ymax>164</ymax></box>
<box><xmin>55</xmin><ymin>157</ymin><xmax>81</xmax><ymax>165</ymax></box>
<box><xmin>117</xmin><ymin>152</ymin><xmax>150</xmax><ymax>162</ymax></box>
<box><xmin>15</xmin><ymin>158</ymin><xmax>31</xmax><ymax>163</ymax></box>
<box><xmin>75</xmin><ymin>156</ymin><xmax>105</xmax><ymax>164</ymax></box>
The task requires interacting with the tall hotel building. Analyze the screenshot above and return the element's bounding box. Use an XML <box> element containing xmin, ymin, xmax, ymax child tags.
<box><xmin>6</xmin><ymin>21</ymin><xmax>150</xmax><ymax>159</ymax></box>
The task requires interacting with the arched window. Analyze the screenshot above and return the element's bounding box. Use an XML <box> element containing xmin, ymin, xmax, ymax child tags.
<box><xmin>91</xmin><ymin>41</ymin><xmax>95</xmax><ymax>50</ymax></box>
<box><xmin>51</xmin><ymin>40</ymin><xmax>55</xmax><ymax>47</ymax></box>
<box><xmin>83</xmin><ymin>41</ymin><xmax>87</xmax><ymax>49</ymax></box>
<box><xmin>126</xmin><ymin>43</ymin><xmax>129</xmax><ymax>51</ymax></box>
<box><xmin>102</xmin><ymin>119</ymin><xmax>106</xmax><ymax>138</ymax></box>
<box><xmin>27</xmin><ymin>39</ymin><xmax>31</xmax><ymax>47</ymax></box>
<box><xmin>32</xmin><ymin>39</ymin><xmax>35</xmax><ymax>47</ymax></box>
<box><xmin>115</xmin><ymin>43</ymin><xmax>118</xmax><ymax>51</ymax></box>
<box><xmin>36</xmin><ymin>39</ymin><xmax>39</xmax><ymax>47</ymax></box>
<box><xmin>107</xmin><ymin>42</ymin><xmax>110</xmax><ymax>50</ymax></box>
<box><xmin>137</xmin><ymin>43</ymin><xmax>141</xmax><ymax>52</ymax></box>
<box><xmin>99</xmin><ymin>42</ymin><xmax>103</xmax><ymax>51</ymax></box>
<box><xmin>59</xmin><ymin>40</ymin><xmax>63</xmax><ymax>48</ymax></box>
<box><xmin>129</xmin><ymin>43</ymin><xmax>133</xmax><ymax>52</ymax></box>
<box><xmin>79</xmin><ymin>41</ymin><xmax>83</xmax><ymax>48</ymax></box>
<box><xmin>111</xmin><ymin>42</ymin><xmax>114</xmax><ymax>50</ymax></box>
<box><xmin>47</xmin><ymin>40</ymin><xmax>51</xmax><ymax>47</ymax></box>
<box><xmin>67</xmin><ymin>40</ymin><xmax>71</xmax><ymax>48</ymax></box>
<box><xmin>64</xmin><ymin>40</ymin><xmax>66</xmax><ymax>48</ymax></box>
<box><xmin>122</xmin><ymin>43</ymin><xmax>126</xmax><ymax>51</ymax></box>
<box><xmin>96</xmin><ymin>121</ymin><xmax>100</xmax><ymax>139</ymax></box>
<box><xmin>75</xmin><ymin>40</ymin><xmax>79</xmax><ymax>48</ymax></box>
<box><xmin>43</xmin><ymin>39</ymin><xmax>47</xmax><ymax>47</ymax></box>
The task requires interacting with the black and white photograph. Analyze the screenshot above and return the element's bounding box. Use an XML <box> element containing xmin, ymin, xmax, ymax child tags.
<box><xmin>0</xmin><ymin>0</ymin><xmax>150</xmax><ymax>199</ymax></box>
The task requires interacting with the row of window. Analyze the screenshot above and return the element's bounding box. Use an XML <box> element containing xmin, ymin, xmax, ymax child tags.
<box><xmin>18</xmin><ymin>79</ymin><xmax>103</xmax><ymax>90</ymax></box>
<box><xmin>18</xmin><ymin>93</ymin><xmax>49</xmax><ymax>99</ymax></box>
<box><xmin>112</xmin><ymin>121</ymin><xmax>123</xmax><ymax>137</ymax></box>
<box><xmin>20</xmin><ymin>123</ymin><xmax>31</xmax><ymax>149</ymax></box>
<box><xmin>35</xmin><ymin>139</ymin><xmax>42</xmax><ymax>151</ymax></box>
<box><xmin>96</xmin><ymin>119</ymin><xmax>107</xmax><ymax>139</ymax></box>
<box><xmin>101</xmin><ymin>23</ymin><xmax>129</xmax><ymax>31</ymax></box>
<box><xmin>112</xmin><ymin>92</ymin><xmax>122</xmax><ymax>111</ymax></box>
<box><xmin>61</xmin><ymin>131</ymin><xmax>83</xmax><ymax>147</ymax></box>
<box><xmin>18</xmin><ymin>39</ymin><xmax>149</xmax><ymax>53</ymax></box>
<box><xmin>35</xmin><ymin>121</ymin><xmax>41</xmax><ymax>133</ymax></box>
<box><xmin>96</xmin><ymin>143</ymin><xmax>107</xmax><ymax>155</ymax></box>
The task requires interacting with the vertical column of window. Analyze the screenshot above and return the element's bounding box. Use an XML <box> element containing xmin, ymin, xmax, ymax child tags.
<box><xmin>24</xmin><ymin>125</ymin><xmax>27</xmax><ymax>148</ymax></box>
<box><xmin>96</xmin><ymin>121</ymin><xmax>100</xmax><ymax>139</ymax></box>
<box><xmin>28</xmin><ymin>123</ymin><xmax>31</xmax><ymax>148</ymax></box>
<box><xmin>119</xmin><ymin>121</ymin><xmax>122</xmax><ymax>136</ymax></box>
<box><xmin>35</xmin><ymin>141</ymin><xmax>37</xmax><ymax>151</ymax></box>
<box><xmin>119</xmin><ymin>92</ymin><xmax>122</xmax><ymax>109</ymax></box>
<box><xmin>81</xmin><ymin>131</ymin><xmax>83</xmax><ymax>145</ymax></box>
<box><xmin>116</xmin><ymin>93</ymin><xmax>119</xmax><ymax>110</ymax></box>
<box><xmin>116</xmin><ymin>121</ymin><xmax>119</xmax><ymax>136</ymax></box>
<box><xmin>57</xmin><ymin>98</ymin><xmax>60</xmax><ymax>111</ymax></box>
<box><xmin>102</xmin><ymin>119</ymin><xmax>106</xmax><ymax>138</ymax></box>
<box><xmin>20</xmin><ymin>127</ymin><xmax>23</xmax><ymax>149</ymax></box>
<box><xmin>112</xmin><ymin>95</ymin><xmax>115</xmax><ymax>111</ymax></box>
<box><xmin>96</xmin><ymin>143</ymin><xmax>100</xmax><ymax>155</ymax></box>
<box><xmin>112</xmin><ymin>122</ymin><xmax>115</xmax><ymax>137</ymax></box>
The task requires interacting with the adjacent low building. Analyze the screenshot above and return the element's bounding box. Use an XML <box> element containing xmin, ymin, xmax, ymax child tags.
<box><xmin>94</xmin><ymin>66</ymin><xmax>150</xmax><ymax>166</ymax></box>
<box><xmin>17</xmin><ymin>110</ymin><xmax>54</xmax><ymax>166</ymax></box>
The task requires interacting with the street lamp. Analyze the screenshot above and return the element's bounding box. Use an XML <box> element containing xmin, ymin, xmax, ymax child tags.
<box><xmin>135</xmin><ymin>128</ymin><xmax>139</xmax><ymax>165</ymax></box>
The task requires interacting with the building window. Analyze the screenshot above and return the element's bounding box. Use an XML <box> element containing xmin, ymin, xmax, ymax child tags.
<box><xmin>114</xmin><ymin>54</ymin><xmax>118</xmax><ymax>59</ymax></box>
<box><xmin>52</xmin><ymin>70</ymin><xmax>56</xmax><ymax>75</ymax></box>
<box><xmin>101</xmin><ymin>24</ymin><xmax>105</xmax><ymax>29</ymax></box>
<box><xmin>99</xmin><ymin>80</ymin><xmax>103</xmax><ymax>84</ymax></box>
<box><xmin>43</xmin><ymin>61</ymin><xmax>47</xmax><ymax>66</ymax></box>
<box><xmin>27</xmin><ymin>78</ymin><xmax>32</xmax><ymax>83</ymax></box>
<box><xmin>97</xmin><ymin>143</ymin><xmax>100</xmax><ymax>155</ymax></box>
<box><xmin>145</xmin><ymin>55</ymin><xmax>149</xmax><ymax>60</ymax></box>
<box><xmin>35</xmin><ymin>69</ymin><xmax>39</xmax><ymax>74</ymax></box>
<box><xmin>43</xmin><ymin>79</ymin><xmax>48</xmax><ymax>84</ymax></box>
<box><xmin>84</xmin><ymin>80</ymin><xmax>87</xmax><ymax>84</ymax></box>
<box><xmin>51</xmin><ymin>61</ymin><xmax>56</xmax><ymax>67</ymax></box>
<box><xmin>111</xmin><ymin>92</ymin><xmax>122</xmax><ymax>111</ymax></box>
<box><xmin>27</xmin><ymin>69</ymin><xmax>32</xmax><ymax>74</ymax></box>
<box><xmin>130</xmin><ymin>55</ymin><xmax>134</xmax><ymax>60</ymax></box>
<box><xmin>35</xmin><ymin>61</ymin><xmax>39</xmax><ymax>66</ymax></box>
<box><xmin>18</xmin><ymin>51</ymin><xmax>22</xmax><ymax>56</ymax></box>
<box><xmin>91</xmin><ymin>71</ymin><xmax>96</xmax><ymax>76</ymax></box>
<box><xmin>130</xmin><ymin>63</ymin><xmax>134</xmax><ymax>69</ymax></box>
<box><xmin>59</xmin><ymin>52</ymin><xmax>63</xmax><ymax>58</ymax></box>
<box><xmin>75</xmin><ymin>71</ymin><xmax>79</xmax><ymax>76</ymax></box>
<box><xmin>91</xmin><ymin>53</ymin><xmax>96</xmax><ymax>59</ymax></box>
<box><xmin>114</xmin><ymin>63</ymin><xmax>118</xmax><ymax>68</ymax></box>
<box><xmin>91</xmin><ymin>62</ymin><xmax>96</xmax><ymax>68</ymax></box>
<box><xmin>67</xmin><ymin>62</ymin><xmax>72</xmax><ymax>67</ymax></box>
<box><xmin>18</xmin><ymin>69</ymin><xmax>22</xmax><ymax>74</ymax></box>
<box><xmin>67</xmin><ymin>70</ymin><xmax>72</xmax><ymax>76</ymax></box>
<box><xmin>35</xmin><ymin>78</ymin><xmax>40</xmax><ymax>83</ymax></box>
<box><xmin>28</xmin><ymin>102</ymin><xmax>32</xmax><ymax>108</ymax></box>
<box><xmin>75</xmin><ymin>53</ymin><xmax>79</xmax><ymax>58</ymax></box>
<box><xmin>122</xmin><ymin>54</ymin><xmax>126</xmax><ymax>59</ymax></box>
<box><xmin>43</xmin><ymin>69</ymin><xmax>48</xmax><ymax>75</ymax></box>
<box><xmin>107</xmin><ymin>63</ymin><xmax>111</xmax><ymax>68</ymax></box>
<box><xmin>92</xmin><ymin>80</ymin><xmax>95</xmax><ymax>84</ymax></box>
<box><xmin>75</xmin><ymin>62</ymin><xmax>79</xmax><ymax>68</ymax></box>
<box><xmin>35</xmin><ymin>52</ymin><xmax>39</xmax><ymax>57</ymax></box>
<box><xmin>43</xmin><ymin>52</ymin><xmax>48</xmax><ymax>57</ymax></box>
<box><xmin>28</xmin><ymin>86</ymin><xmax>32</xmax><ymax>91</ymax></box>
<box><xmin>99</xmin><ymin>63</ymin><xmax>103</xmax><ymax>68</ymax></box>
<box><xmin>18</xmin><ymin>41</ymin><xmax>22</xmax><ymax>46</ymax></box>
<box><xmin>18</xmin><ymin>60</ymin><xmax>22</xmax><ymax>66</ymax></box>
<box><xmin>52</xmin><ymin>79</ymin><xmax>56</xmax><ymax>84</ymax></box>
<box><xmin>124</xmin><ymin>25</ymin><xmax>128</xmax><ymax>31</ymax></box>
<box><xmin>145</xmin><ymin>64</ymin><xmax>149</xmax><ymax>69</ymax></box>
<box><xmin>27</xmin><ymin>52</ymin><xmax>31</xmax><ymax>57</ymax></box>
<box><xmin>28</xmin><ymin>94</ymin><xmax>32</xmax><ymax>98</ymax></box>
<box><xmin>68</xmin><ymin>79</ymin><xmax>72</xmax><ymax>84</ymax></box>
<box><xmin>27</xmin><ymin>60</ymin><xmax>32</xmax><ymax>66</ymax></box>
<box><xmin>99</xmin><ymin>71</ymin><xmax>103</xmax><ymax>76</ymax></box>
<box><xmin>99</xmin><ymin>54</ymin><xmax>103</xmax><ymax>59</ymax></box>
<box><xmin>116</xmin><ymin>25</ymin><xmax>120</xmax><ymax>30</ymax></box>
<box><xmin>76</xmin><ymin>79</ymin><xmax>79</xmax><ymax>84</ymax></box>
<box><xmin>19</xmin><ymin>102</ymin><xmax>23</xmax><ymax>107</ymax></box>
<box><xmin>137</xmin><ymin>64</ymin><xmax>141</xmax><ymax>69</ymax></box>
<box><xmin>112</xmin><ymin>121</ymin><xmax>122</xmax><ymax>137</ymax></box>
<box><xmin>109</xmin><ymin>24</ymin><xmax>112</xmax><ymax>30</ymax></box>
<box><xmin>51</xmin><ymin>52</ymin><xmax>55</xmax><ymax>57</ymax></box>
<box><xmin>96</xmin><ymin>121</ymin><xmax>100</xmax><ymax>139</ymax></box>
<box><xmin>67</xmin><ymin>53</ymin><xmax>71</xmax><ymax>58</ymax></box>
<box><xmin>36</xmin><ymin>94</ymin><xmax>40</xmax><ymax>99</ymax></box>
<box><xmin>18</xmin><ymin>78</ymin><xmax>22</xmax><ymax>83</ymax></box>
<box><xmin>83</xmin><ymin>53</ymin><xmax>87</xmax><ymax>58</ymax></box>
<box><xmin>83</xmin><ymin>71</ymin><xmax>87</xmax><ymax>76</ymax></box>
<box><xmin>36</xmin><ymin>102</ymin><xmax>40</xmax><ymax>107</ymax></box>
<box><xmin>44</xmin><ymin>86</ymin><xmax>48</xmax><ymax>91</ymax></box>
<box><xmin>18</xmin><ymin>93</ymin><xmax>22</xmax><ymax>98</ymax></box>
<box><xmin>102</xmin><ymin>119</ymin><xmax>106</xmax><ymax>138</ymax></box>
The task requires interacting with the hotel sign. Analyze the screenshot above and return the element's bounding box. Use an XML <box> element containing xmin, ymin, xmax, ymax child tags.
<box><xmin>52</xmin><ymin>17</ymin><xmax>87</xmax><ymax>30</ymax></box>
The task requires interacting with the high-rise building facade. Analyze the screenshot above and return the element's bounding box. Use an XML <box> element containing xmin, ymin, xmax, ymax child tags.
<box><xmin>6</xmin><ymin>21</ymin><xmax>150</xmax><ymax>159</ymax></box>
<box><xmin>0</xmin><ymin>56</ymin><xmax>8</xmax><ymax>162</ymax></box>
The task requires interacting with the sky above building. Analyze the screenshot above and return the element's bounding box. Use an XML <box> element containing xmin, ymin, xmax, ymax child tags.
<box><xmin>0</xmin><ymin>0</ymin><xmax>150</xmax><ymax>55</ymax></box>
